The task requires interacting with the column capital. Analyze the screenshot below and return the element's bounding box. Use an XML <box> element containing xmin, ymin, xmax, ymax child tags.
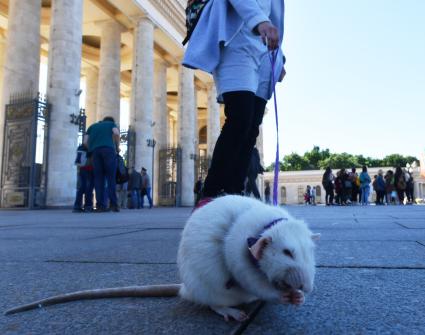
<box><xmin>96</xmin><ymin>19</ymin><xmax>126</xmax><ymax>33</ymax></box>
<box><xmin>131</xmin><ymin>15</ymin><xmax>155</xmax><ymax>27</ymax></box>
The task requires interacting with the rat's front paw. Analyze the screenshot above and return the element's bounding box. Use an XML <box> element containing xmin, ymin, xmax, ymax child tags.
<box><xmin>280</xmin><ymin>290</ymin><xmax>305</xmax><ymax>305</ymax></box>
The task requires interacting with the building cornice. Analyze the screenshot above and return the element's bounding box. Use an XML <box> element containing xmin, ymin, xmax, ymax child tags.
<box><xmin>147</xmin><ymin>0</ymin><xmax>185</xmax><ymax>36</ymax></box>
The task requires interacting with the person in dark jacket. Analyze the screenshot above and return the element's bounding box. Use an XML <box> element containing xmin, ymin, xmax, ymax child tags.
<box><xmin>322</xmin><ymin>167</ymin><xmax>334</xmax><ymax>206</ymax></box>
<box><xmin>193</xmin><ymin>177</ymin><xmax>204</xmax><ymax>205</ymax></box>
<box><xmin>128</xmin><ymin>167</ymin><xmax>142</xmax><ymax>209</ymax></box>
<box><xmin>84</xmin><ymin>116</ymin><xmax>120</xmax><ymax>212</ymax></box>
<box><xmin>375</xmin><ymin>169</ymin><xmax>386</xmax><ymax>205</ymax></box>
<box><xmin>394</xmin><ymin>166</ymin><xmax>406</xmax><ymax>205</ymax></box>
<box><xmin>244</xmin><ymin>147</ymin><xmax>264</xmax><ymax>199</ymax></box>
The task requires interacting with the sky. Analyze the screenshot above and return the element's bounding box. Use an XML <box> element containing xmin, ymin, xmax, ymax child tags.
<box><xmin>39</xmin><ymin>1</ymin><xmax>424</xmax><ymax>166</ymax></box>
<box><xmin>262</xmin><ymin>0</ymin><xmax>425</xmax><ymax>165</ymax></box>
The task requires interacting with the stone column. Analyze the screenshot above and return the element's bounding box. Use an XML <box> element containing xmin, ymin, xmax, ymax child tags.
<box><xmin>85</xmin><ymin>67</ymin><xmax>98</xmax><ymax>128</ymax></box>
<box><xmin>97</xmin><ymin>20</ymin><xmax>122</xmax><ymax>124</ymax></box>
<box><xmin>207</xmin><ymin>83</ymin><xmax>220</xmax><ymax>158</ymax></box>
<box><xmin>46</xmin><ymin>0</ymin><xmax>83</xmax><ymax>206</ymax></box>
<box><xmin>130</xmin><ymin>17</ymin><xmax>154</xmax><ymax>173</ymax></box>
<box><xmin>177</xmin><ymin>66</ymin><xmax>196</xmax><ymax>206</ymax></box>
<box><xmin>0</xmin><ymin>0</ymin><xmax>41</xmax><ymax>171</ymax></box>
<box><xmin>153</xmin><ymin>59</ymin><xmax>168</xmax><ymax>204</ymax></box>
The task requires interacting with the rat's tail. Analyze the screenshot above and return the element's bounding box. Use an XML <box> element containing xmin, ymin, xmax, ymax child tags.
<box><xmin>5</xmin><ymin>284</ymin><xmax>181</xmax><ymax>315</ymax></box>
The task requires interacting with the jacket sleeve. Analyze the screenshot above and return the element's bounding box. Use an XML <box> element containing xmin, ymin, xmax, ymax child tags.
<box><xmin>228</xmin><ymin>0</ymin><xmax>270</xmax><ymax>33</ymax></box>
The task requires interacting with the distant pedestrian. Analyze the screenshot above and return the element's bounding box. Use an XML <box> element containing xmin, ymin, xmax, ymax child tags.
<box><xmin>322</xmin><ymin>167</ymin><xmax>334</xmax><ymax>206</ymax></box>
<box><xmin>84</xmin><ymin>116</ymin><xmax>120</xmax><ymax>212</ymax></box>
<box><xmin>359</xmin><ymin>165</ymin><xmax>371</xmax><ymax>205</ymax></box>
<box><xmin>406</xmin><ymin>171</ymin><xmax>414</xmax><ymax>204</ymax></box>
<box><xmin>394</xmin><ymin>167</ymin><xmax>406</xmax><ymax>205</ymax></box>
<box><xmin>264</xmin><ymin>181</ymin><xmax>271</xmax><ymax>204</ymax></box>
<box><xmin>73</xmin><ymin>144</ymin><xmax>94</xmax><ymax>213</ymax></box>
<box><xmin>310</xmin><ymin>186</ymin><xmax>316</xmax><ymax>205</ymax></box>
<box><xmin>304</xmin><ymin>185</ymin><xmax>311</xmax><ymax>205</ymax></box>
<box><xmin>141</xmin><ymin>167</ymin><xmax>153</xmax><ymax>209</ymax></box>
<box><xmin>384</xmin><ymin>170</ymin><xmax>395</xmax><ymax>205</ymax></box>
<box><xmin>194</xmin><ymin>176</ymin><xmax>203</xmax><ymax>206</ymax></box>
<box><xmin>375</xmin><ymin>170</ymin><xmax>386</xmax><ymax>205</ymax></box>
<box><xmin>349</xmin><ymin>167</ymin><xmax>359</xmax><ymax>204</ymax></box>
<box><xmin>128</xmin><ymin>168</ymin><xmax>142</xmax><ymax>209</ymax></box>
<box><xmin>116</xmin><ymin>182</ymin><xmax>128</xmax><ymax>209</ymax></box>
<box><xmin>340</xmin><ymin>168</ymin><xmax>351</xmax><ymax>205</ymax></box>
<box><xmin>334</xmin><ymin>171</ymin><xmax>343</xmax><ymax>205</ymax></box>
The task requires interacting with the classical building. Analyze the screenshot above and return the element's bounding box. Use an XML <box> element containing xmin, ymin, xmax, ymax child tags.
<box><xmin>262</xmin><ymin>165</ymin><xmax>425</xmax><ymax>205</ymax></box>
<box><xmin>0</xmin><ymin>0</ymin><xmax>235</xmax><ymax>208</ymax></box>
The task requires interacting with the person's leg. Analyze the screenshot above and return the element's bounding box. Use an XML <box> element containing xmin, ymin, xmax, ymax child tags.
<box><xmin>131</xmin><ymin>190</ymin><xmax>137</xmax><ymax>209</ymax></box>
<box><xmin>73</xmin><ymin>171</ymin><xmax>84</xmax><ymax>210</ymax></box>
<box><xmin>140</xmin><ymin>189</ymin><xmax>145</xmax><ymax>208</ymax></box>
<box><xmin>146</xmin><ymin>187</ymin><xmax>153</xmax><ymax>208</ymax></box>
<box><xmin>103</xmin><ymin>148</ymin><xmax>118</xmax><ymax>207</ymax></box>
<box><xmin>78</xmin><ymin>169</ymin><xmax>88</xmax><ymax>209</ymax></box>
<box><xmin>202</xmin><ymin>91</ymin><xmax>257</xmax><ymax>197</ymax></box>
<box><xmin>251</xmin><ymin>178</ymin><xmax>261</xmax><ymax>199</ymax></box>
<box><xmin>397</xmin><ymin>190</ymin><xmax>404</xmax><ymax>205</ymax></box>
<box><xmin>85</xmin><ymin>170</ymin><xmax>94</xmax><ymax>209</ymax></box>
<box><xmin>231</xmin><ymin>96</ymin><xmax>267</xmax><ymax>194</ymax></box>
<box><xmin>92</xmin><ymin>149</ymin><xmax>105</xmax><ymax>209</ymax></box>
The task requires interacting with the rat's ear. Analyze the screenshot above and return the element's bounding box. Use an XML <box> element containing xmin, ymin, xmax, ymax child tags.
<box><xmin>311</xmin><ymin>233</ymin><xmax>321</xmax><ymax>241</ymax></box>
<box><xmin>249</xmin><ymin>236</ymin><xmax>272</xmax><ymax>260</ymax></box>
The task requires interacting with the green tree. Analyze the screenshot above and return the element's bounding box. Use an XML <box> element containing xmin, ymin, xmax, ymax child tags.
<box><xmin>305</xmin><ymin>146</ymin><xmax>330</xmax><ymax>169</ymax></box>
<box><xmin>382</xmin><ymin>154</ymin><xmax>418</xmax><ymax>168</ymax></box>
<box><xmin>264</xmin><ymin>147</ymin><xmax>419</xmax><ymax>172</ymax></box>
<box><xmin>281</xmin><ymin>153</ymin><xmax>310</xmax><ymax>171</ymax></box>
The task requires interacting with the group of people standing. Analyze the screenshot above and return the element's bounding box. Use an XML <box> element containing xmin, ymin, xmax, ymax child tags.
<box><xmin>322</xmin><ymin>166</ymin><xmax>415</xmax><ymax>206</ymax></box>
<box><xmin>73</xmin><ymin>116</ymin><xmax>152</xmax><ymax>213</ymax></box>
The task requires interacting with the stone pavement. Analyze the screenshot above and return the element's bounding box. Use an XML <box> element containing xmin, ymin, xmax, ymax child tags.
<box><xmin>1</xmin><ymin>204</ymin><xmax>425</xmax><ymax>334</ymax></box>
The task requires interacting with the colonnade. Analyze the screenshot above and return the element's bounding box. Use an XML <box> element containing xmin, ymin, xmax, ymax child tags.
<box><xmin>0</xmin><ymin>0</ymin><xmax>221</xmax><ymax>207</ymax></box>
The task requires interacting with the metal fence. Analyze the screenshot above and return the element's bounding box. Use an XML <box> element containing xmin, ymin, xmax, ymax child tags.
<box><xmin>158</xmin><ymin>147</ymin><xmax>182</xmax><ymax>206</ymax></box>
<box><xmin>1</xmin><ymin>93</ymin><xmax>50</xmax><ymax>208</ymax></box>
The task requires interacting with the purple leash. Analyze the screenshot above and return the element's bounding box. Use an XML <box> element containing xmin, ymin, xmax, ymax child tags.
<box><xmin>268</xmin><ymin>48</ymin><xmax>280</xmax><ymax>206</ymax></box>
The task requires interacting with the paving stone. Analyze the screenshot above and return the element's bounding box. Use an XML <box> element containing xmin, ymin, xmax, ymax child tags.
<box><xmin>1</xmin><ymin>204</ymin><xmax>425</xmax><ymax>334</ymax></box>
<box><xmin>243</xmin><ymin>268</ymin><xmax>425</xmax><ymax>335</ymax></box>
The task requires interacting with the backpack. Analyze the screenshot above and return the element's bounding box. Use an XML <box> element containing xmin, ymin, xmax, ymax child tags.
<box><xmin>116</xmin><ymin>155</ymin><xmax>129</xmax><ymax>184</ymax></box>
<box><xmin>74</xmin><ymin>145</ymin><xmax>88</xmax><ymax>167</ymax></box>
<box><xmin>182</xmin><ymin>0</ymin><xmax>210</xmax><ymax>45</ymax></box>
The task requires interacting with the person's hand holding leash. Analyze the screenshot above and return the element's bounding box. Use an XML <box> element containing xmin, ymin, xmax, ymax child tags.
<box><xmin>257</xmin><ymin>21</ymin><xmax>279</xmax><ymax>50</ymax></box>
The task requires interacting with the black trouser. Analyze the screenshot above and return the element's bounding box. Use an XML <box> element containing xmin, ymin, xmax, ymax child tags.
<box><xmin>203</xmin><ymin>91</ymin><xmax>267</xmax><ymax>197</ymax></box>
<box><xmin>245</xmin><ymin>175</ymin><xmax>261</xmax><ymax>199</ymax></box>
<box><xmin>325</xmin><ymin>187</ymin><xmax>334</xmax><ymax>205</ymax></box>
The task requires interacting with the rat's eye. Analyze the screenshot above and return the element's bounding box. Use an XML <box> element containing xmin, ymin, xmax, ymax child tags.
<box><xmin>283</xmin><ymin>249</ymin><xmax>294</xmax><ymax>258</ymax></box>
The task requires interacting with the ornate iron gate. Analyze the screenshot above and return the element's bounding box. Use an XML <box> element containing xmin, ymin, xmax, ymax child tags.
<box><xmin>195</xmin><ymin>155</ymin><xmax>211</xmax><ymax>182</ymax></box>
<box><xmin>1</xmin><ymin>93</ymin><xmax>50</xmax><ymax>208</ymax></box>
<box><xmin>158</xmin><ymin>147</ymin><xmax>182</xmax><ymax>206</ymax></box>
<box><xmin>119</xmin><ymin>127</ymin><xmax>136</xmax><ymax>167</ymax></box>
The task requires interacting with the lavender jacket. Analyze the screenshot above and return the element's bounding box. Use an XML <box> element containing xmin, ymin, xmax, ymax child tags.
<box><xmin>183</xmin><ymin>0</ymin><xmax>286</xmax><ymax>74</ymax></box>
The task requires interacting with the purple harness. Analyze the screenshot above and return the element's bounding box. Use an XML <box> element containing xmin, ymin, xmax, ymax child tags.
<box><xmin>225</xmin><ymin>217</ymin><xmax>287</xmax><ymax>289</ymax></box>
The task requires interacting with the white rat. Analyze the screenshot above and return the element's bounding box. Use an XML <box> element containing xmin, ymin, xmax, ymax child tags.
<box><xmin>5</xmin><ymin>195</ymin><xmax>319</xmax><ymax>321</ymax></box>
